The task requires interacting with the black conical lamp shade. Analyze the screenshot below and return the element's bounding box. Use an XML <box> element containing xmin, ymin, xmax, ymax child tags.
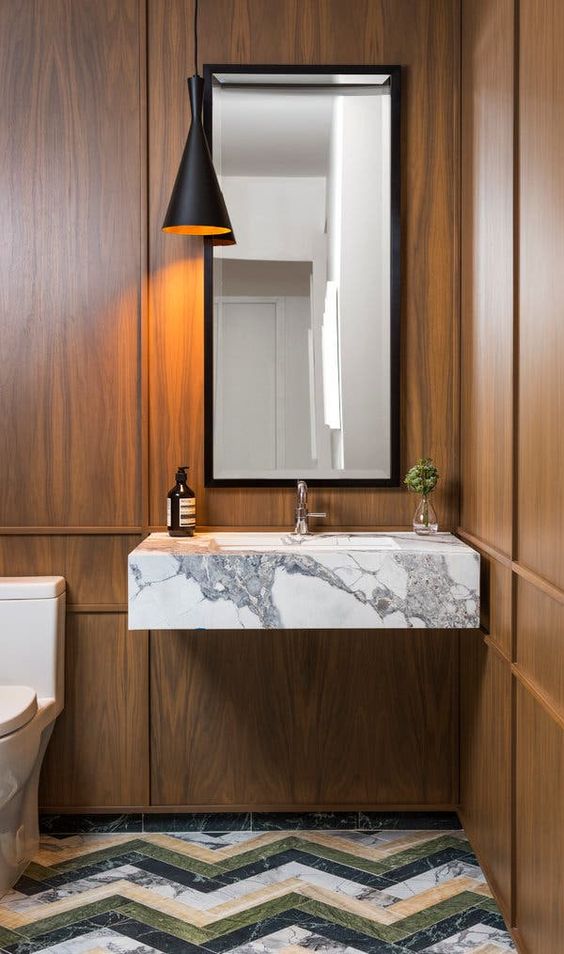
<box><xmin>162</xmin><ymin>75</ymin><xmax>235</xmax><ymax>240</ymax></box>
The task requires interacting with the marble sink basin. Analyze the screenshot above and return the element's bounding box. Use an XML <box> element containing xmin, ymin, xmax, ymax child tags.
<box><xmin>128</xmin><ymin>531</ymin><xmax>480</xmax><ymax>631</ymax></box>
<box><xmin>201</xmin><ymin>532</ymin><xmax>399</xmax><ymax>551</ymax></box>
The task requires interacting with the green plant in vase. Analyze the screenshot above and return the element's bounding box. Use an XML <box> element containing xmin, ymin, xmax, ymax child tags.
<box><xmin>404</xmin><ymin>457</ymin><xmax>440</xmax><ymax>535</ymax></box>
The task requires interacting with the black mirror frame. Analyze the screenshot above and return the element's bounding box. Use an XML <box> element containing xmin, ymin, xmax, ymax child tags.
<box><xmin>203</xmin><ymin>64</ymin><xmax>401</xmax><ymax>488</ymax></box>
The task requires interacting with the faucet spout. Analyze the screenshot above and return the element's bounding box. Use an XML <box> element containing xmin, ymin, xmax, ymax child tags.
<box><xmin>294</xmin><ymin>479</ymin><xmax>326</xmax><ymax>535</ymax></box>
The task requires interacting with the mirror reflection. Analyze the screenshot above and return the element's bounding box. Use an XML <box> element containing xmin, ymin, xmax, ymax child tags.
<box><xmin>207</xmin><ymin>69</ymin><xmax>399</xmax><ymax>485</ymax></box>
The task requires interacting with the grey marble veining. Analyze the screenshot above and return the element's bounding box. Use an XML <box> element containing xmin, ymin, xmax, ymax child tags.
<box><xmin>128</xmin><ymin>531</ymin><xmax>479</xmax><ymax>631</ymax></box>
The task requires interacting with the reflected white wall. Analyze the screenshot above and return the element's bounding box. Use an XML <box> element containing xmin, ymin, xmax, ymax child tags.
<box><xmin>219</xmin><ymin>176</ymin><xmax>326</xmax><ymax>262</ymax></box>
<box><xmin>326</xmin><ymin>94</ymin><xmax>391</xmax><ymax>473</ymax></box>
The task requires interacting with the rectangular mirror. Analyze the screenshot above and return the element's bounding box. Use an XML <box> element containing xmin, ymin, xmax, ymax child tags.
<box><xmin>204</xmin><ymin>66</ymin><xmax>400</xmax><ymax>486</ymax></box>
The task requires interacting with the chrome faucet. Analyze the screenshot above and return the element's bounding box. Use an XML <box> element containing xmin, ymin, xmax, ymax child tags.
<box><xmin>294</xmin><ymin>479</ymin><xmax>326</xmax><ymax>535</ymax></box>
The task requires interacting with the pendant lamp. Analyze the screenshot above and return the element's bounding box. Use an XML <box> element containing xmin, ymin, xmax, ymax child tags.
<box><xmin>162</xmin><ymin>0</ymin><xmax>235</xmax><ymax>243</ymax></box>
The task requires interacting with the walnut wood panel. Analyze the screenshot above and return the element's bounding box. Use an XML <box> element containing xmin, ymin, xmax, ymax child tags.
<box><xmin>479</xmin><ymin>552</ymin><xmax>513</xmax><ymax>658</ymax></box>
<box><xmin>459</xmin><ymin>0</ymin><xmax>516</xmax><ymax>929</ymax></box>
<box><xmin>516</xmin><ymin>576</ymin><xmax>564</xmax><ymax>719</ymax></box>
<box><xmin>147</xmin><ymin>0</ymin><xmax>460</xmax><ymax>529</ymax></box>
<box><xmin>518</xmin><ymin>0</ymin><xmax>564</xmax><ymax>589</ymax></box>
<box><xmin>460</xmin><ymin>0</ymin><xmax>514</xmax><ymax>557</ymax></box>
<box><xmin>0</xmin><ymin>535</ymin><xmax>139</xmax><ymax>606</ymax></box>
<box><xmin>0</xmin><ymin>0</ymin><xmax>142</xmax><ymax>528</ymax></box>
<box><xmin>150</xmin><ymin>629</ymin><xmax>458</xmax><ymax>808</ymax></box>
<box><xmin>459</xmin><ymin>633</ymin><xmax>512</xmax><ymax>917</ymax></box>
<box><xmin>516</xmin><ymin>686</ymin><xmax>564</xmax><ymax>954</ymax></box>
<box><xmin>40</xmin><ymin>615</ymin><xmax>149</xmax><ymax>808</ymax></box>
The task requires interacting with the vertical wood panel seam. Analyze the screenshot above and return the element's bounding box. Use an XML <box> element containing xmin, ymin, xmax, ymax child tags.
<box><xmin>140</xmin><ymin>0</ymin><xmax>152</xmax><ymax>809</ymax></box>
<box><xmin>454</xmin><ymin>0</ymin><xmax>462</xmax><ymax>533</ymax></box>
<box><xmin>139</xmin><ymin>0</ymin><xmax>150</xmax><ymax>535</ymax></box>
<box><xmin>510</xmin><ymin>0</ymin><xmax>520</xmax><ymax>927</ymax></box>
<box><xmin>455</xmin><ymin>0</ymin><xmax>463</xmax><ymax>808</ymax></box>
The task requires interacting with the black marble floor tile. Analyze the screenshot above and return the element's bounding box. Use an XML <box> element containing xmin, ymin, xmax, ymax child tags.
<box><xmin>133</xmin><ymin>855</ymin><xmax>232</xmax><ymax>891</ymax></box>
<box><xmin>203</xmin><ymin>907</ymin><xmax>410</xmax><ymax>953</ymax></box>
<box><xmin>358</xmin><ymin>812</ymin><xmax>462</xmax><ymax>830</ymax></box>
<box><xmin>6</xmin><ymin>876</ymin><xmax>49</xmax><ymax>897</ymax></box>
<box><xmin>1</xmin><ymin>910</ymin><xmax>128</xmax><ymax>953</ymax></box>
<box><xmin>252</xmin><ymin>811</ymin><xmax>359</xmax><ymax>830</ymax></box>
<box><xmin>143</xmin><ymin>813</ymin><xmax>252</xmax><ymax>832</ymax></box>
<box><xmin>400</xmin><ymin>904</ymin><xmax>508</xmax><ymax>950</ymax></box>
<box><xmin>42</xmin><ymin>850</ymin><xmax>177</xmax><ymax>887</ymax></box>
<box><xmin>39</xmin><ymin>813</ymin><xmax>143</xmax><ymax>835</ymax></box>
<box><xmin>95</xmin><ymin>912</ymin><xmax>211</xmax><ymax>953</ymax></box>
<box><xmin>216</xmin><ymin>846</ymin><xmax>394</xmax><ymax>890</ymax></box>
<box><xmin>369</xmin><ymin>845</ymin><xmax>476</xmax><ymax>885</ymax></box>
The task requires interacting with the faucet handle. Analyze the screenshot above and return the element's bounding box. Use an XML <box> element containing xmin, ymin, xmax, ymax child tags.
<box><xmin>308</xmin><ymin>512</ymin><xmax>326</xmax><ymax>519</ymax></box>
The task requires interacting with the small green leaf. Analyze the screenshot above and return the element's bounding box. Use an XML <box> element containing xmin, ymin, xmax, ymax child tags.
<box><xmin>404</xmin><ymin>457</ymin><xmax>439</xmax><ymax>496</ymax></box>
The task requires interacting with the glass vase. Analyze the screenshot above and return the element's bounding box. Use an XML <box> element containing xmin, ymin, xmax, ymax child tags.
<box><xmin>413</xmin><ymin>494</ymin><xmax>438</xmax><ymax>535</ymax></box>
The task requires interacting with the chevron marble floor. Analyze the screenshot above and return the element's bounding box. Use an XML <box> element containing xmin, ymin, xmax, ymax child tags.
<box><xmin>0</xmin><ymin>818</ymin><xmax>515</xmax><ymax>954</ymax></box>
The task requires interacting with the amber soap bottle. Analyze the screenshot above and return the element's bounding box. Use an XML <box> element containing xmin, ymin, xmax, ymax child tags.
<box><xmin>167</xmin><ymin>466</ymin><xmax>196</xmax><ymax>537</ymax></box>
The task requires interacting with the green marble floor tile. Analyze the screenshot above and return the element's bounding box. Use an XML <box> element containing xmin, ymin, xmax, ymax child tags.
<box><xmin>299</xmin><ymin>897</ymin><xmax>405</xmax><ymax>944</ymax></box>
<box><xmin>53</xmin><ymin>840</ymin><xmax>146</xmax><ymax>875</ymax></box>
<box><xmin>199</xmin><ymin>891</ymin><xmax>307</xmax><ymax>942</ymax></box>
<box><xmin>0</xmin><ymin>926</ymin><xmax>22</xmax><ymax>949</ymax></box>
<box><xmin>299</xmin><ymin>890</ymin><xmax>491</xmax><ymax>946</ymax></box>
<box><xmin>119</xmin><ymin>891</ymin><xmax>307</xmax><ymax>947</ymax></box>
<box><xmin>19</xmin><ymin>863</ymin><xmax>56</xmax><ymax>883</ymax></box>
<box><xmin>213</xmin><ymin>836</ymin><xmax>299</xmax><ymax>874</ymax></box>
<box><xmin>134</xmin><ymin>841</ymin><xmax>230</xmax><ymax>878</ymax></box>
<box><xmin>117</xmin><ymin>901</ymin><xmax>207</xmax><ymax>946</ymax></box>
<box><xmin>138</xmin><ymin>835</ymin><xmax>300</xmax><ymax>878</ymax></box>
<box><xmin>392</xmin><ymin>892</ymin><xmax>490</xmax><ymax>940</ymax></box>
<box><xmin>17</xmin><ymin>894</ymin><xmax>130</xmax><ymax>939</ymax></box>
<box><xmin>295</xmin><ymin>833</ymin><xmax>466</xmax><ymax>876</ymax></box>
<box><xmin>478</xmin><ymin>896</ymin><xmax>504</xmax><ymax>914</ymax></box>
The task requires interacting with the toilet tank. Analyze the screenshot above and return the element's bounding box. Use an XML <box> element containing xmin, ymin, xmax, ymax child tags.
<box><xmin>0</xmin><ymin>577</ymin><xmax>65</xmax><ymax>704</ymax></box>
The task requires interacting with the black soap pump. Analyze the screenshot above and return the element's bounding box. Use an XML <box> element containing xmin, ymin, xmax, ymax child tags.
<box><xmin>167</xmin><ymin>466</ymin><xmax>196</xmax><ymax>537</ymax></box>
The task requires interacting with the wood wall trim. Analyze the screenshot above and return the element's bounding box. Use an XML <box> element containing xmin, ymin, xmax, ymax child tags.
<box><xmin>512</xmin><ymin>560</ymin><xmax>564</xmax><ymax>607</ymax></box>
<box><xmin>42</xmin><ymin>802</ymin><xmax>459</xmax><ymax>814</ymax></box>
<box><xmin>67</xmin><ymin>604</ymin><xmax>129</xmax><ymax>614</ymax></box>
<box><xmin>456</xmin><ymin>529</ymin><xmax>512</xmax><ymax>568</ymax></box>
<box><xmin>512</xmin><ymin>665</ymin><xmax>564</xmax><ymax>732</ymax></box>
<box><xmin>0</xmin><ymin>528</ymin><xmax>144</xmax><ymax>535</ymax></box>
<box><xmin>148</xmin><ymin>525</ymin><xmax>414</xmax><ymax>534</ymax></box>
<box><xmin>0</xmin><ymin>535</ymin><xmax>140</xmax><ymax>605</ymax></box>
<box><xmin>484</xmin><ymin>614</ymin><xmax>564</xmax><ymax>733</ymax></box>
<box><xmin>483</xmin><ymin>634</ymin><xmax>512</xmax><ymax>666</ymax></box>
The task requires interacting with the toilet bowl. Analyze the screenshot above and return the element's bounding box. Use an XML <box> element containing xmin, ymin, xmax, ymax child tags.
<box><xmin>0</xmin><ymin>576</ymin><xmax>65</xmax><ymax>897</ymax></box>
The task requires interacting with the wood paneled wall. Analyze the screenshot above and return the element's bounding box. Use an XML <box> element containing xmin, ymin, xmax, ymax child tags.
<box><xmin>0</xmin><ymin>0</ymin><xmax>462</xmax><ymax>812</ymax></box>
<box><xmin>460</xmin><ymin>0</ymin><xmax>564</xmax><ymax>950</ymax></box>
<box><xmin>0</xmin><ymin>0</ymin><xmax>150</xmax><ymax>809</ymax></box>
<box><xmin>148</xmin><ymin>0</ymin><xmax>461</xmax><ymax>529</ymax></box>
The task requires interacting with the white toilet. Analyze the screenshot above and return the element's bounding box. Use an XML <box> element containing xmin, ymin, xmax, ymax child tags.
<box><xmin>0</xmin><ymin>576</ymin><xmax>65</xmax><ymax>897</ymax></box>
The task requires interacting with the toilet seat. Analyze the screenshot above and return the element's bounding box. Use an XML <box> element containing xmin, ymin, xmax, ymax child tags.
<box><xmin>0</xmin><ymin>685</ymin><xmax>38</xmax><ymax>738</ymax></box>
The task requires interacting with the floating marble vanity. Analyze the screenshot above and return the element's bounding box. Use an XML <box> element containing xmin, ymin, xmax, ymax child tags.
<box><xmin>128</xmin><ymin>531</ymin><xmax>479</xmax><ymax>630</ymax></box>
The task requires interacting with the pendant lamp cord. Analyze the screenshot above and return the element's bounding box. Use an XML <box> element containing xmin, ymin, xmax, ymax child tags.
<box><xmin>194</xmin><ymin>0</ymin><xmax>199</xmax><ymax>75</ymax></box>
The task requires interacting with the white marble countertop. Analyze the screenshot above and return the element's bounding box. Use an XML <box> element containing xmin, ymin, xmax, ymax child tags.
<box><xmin>128</xmin><ymin>531</ymin><xmax>480</xmax><ymax>631</ymax></box>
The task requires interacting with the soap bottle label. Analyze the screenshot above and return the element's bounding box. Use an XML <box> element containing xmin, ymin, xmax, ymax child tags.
<box><xmin>179</xmin><ymin>498</ymin><xmax>196</xmax><ymax>528</ymax></box>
